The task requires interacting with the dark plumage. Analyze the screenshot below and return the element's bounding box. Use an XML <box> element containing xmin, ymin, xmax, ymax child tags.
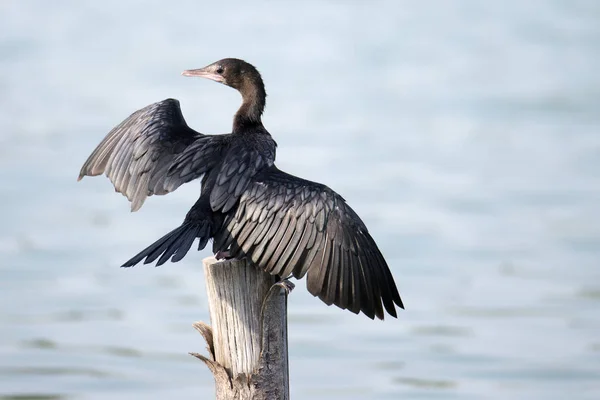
<box><xmin>79</xmin><ymin>58</ymin><xmax>403</xmax><ymax>319</ymax></box>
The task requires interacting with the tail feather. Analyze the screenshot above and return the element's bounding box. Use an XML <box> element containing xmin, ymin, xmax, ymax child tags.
<box><xmin>169</xmin><ymin>226</ymin><xmax>199</xmax><ymax>263</ymax></box>
<box><xmin>156</xmin><ymin>231</ymin><xmax>188</xmax><ymax>266</ymax></box>
<box><xmin>121</xmin><ymin>222</ymin><xmax>210</xmax><ymax>268</ymax></box>
<box><xmin>144</xmin><ymin>229</ymin><xmax>185</xmax><ymax>265</ymax></box>
<box><xmin>197</xmin><ymin>224</ymin><xmax>211</xmax><ymax>251</ymax></box>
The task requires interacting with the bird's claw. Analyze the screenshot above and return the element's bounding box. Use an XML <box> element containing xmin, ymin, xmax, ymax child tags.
<box><xmin>273</xmin><ymin>278</ymin><xmax>295</xmax><ymax>295</ymax></box>
<box><xmin>215</xmin><ymin>250</ymin><xmax>232</xmax><ymax>260</ymax></box>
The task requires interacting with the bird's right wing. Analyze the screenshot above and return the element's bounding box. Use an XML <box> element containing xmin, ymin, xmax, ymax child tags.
<box><xmin>214</xmin><ymin>168</ymin><xmax>403</xmax><ymax>320</ymax></box>
<box><xmin>78</xmin><ymin>99</ymin><xmax>228</xmax><ymax>211</ymax></box>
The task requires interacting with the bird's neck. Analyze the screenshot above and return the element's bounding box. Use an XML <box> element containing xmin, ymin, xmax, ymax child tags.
<box><xmin>233</xmin><ymin>78</ymin><xmax>266</xmax><ymax>133</ymax></box>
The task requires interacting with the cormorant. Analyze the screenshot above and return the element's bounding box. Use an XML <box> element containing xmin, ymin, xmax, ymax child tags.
<box><xmin>78</xmin><ymin>58</ymin><xmax>403</xmax><ymax>319</ymax></box>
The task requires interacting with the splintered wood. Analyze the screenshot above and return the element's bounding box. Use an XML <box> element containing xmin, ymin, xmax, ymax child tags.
<box><xmin>191</xmin><ymin>257</ymin><xmax>290</xmax><ymax>400</ymax></box>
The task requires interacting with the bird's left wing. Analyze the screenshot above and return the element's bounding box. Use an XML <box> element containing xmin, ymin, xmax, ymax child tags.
<box><xmin>78</xmin><ymin>99</ymin><xmax>228</xmax><ymax>211</ymax></box>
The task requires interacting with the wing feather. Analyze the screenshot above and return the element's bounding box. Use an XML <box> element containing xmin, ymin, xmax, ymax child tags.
<box><xmin>79</xmin><ymin>99</ymin><xmax>226</xmax><ymax>211</ymax></box>
<box><xmin>215</xmin><ymin>167</ymin><xmax>403</xmax><ymax>319</ymax></box>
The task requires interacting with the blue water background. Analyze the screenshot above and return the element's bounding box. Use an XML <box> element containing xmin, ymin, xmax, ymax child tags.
<box><xmin>1</xmin><ymin>1</ymin><xmax>599</xmax><ymax>399</ymax></box>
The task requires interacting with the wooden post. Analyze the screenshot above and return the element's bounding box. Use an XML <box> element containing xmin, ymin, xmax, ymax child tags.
<box><xmin>191</xmin><ymin>257</ymin><xmax>291</xmax><ymax>400</ymax></box>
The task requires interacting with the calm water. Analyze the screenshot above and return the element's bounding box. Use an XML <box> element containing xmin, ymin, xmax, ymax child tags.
<box><xmin>1</xmin><ymin>1</ymin><xmax>599</xmax><ymax>399</ymax></box>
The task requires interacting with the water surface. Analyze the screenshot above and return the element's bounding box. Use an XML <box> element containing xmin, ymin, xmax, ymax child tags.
<box><xmin>1</xmin><ymin>1</ymin><xmax>599</xmax><ymax>399</ymax></box>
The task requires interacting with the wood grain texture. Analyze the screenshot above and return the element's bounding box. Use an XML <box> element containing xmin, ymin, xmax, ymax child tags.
<box><xmin>192</xmin><ymin>256</ymin><xmax>289</xmax><ymax>399</ymax></box>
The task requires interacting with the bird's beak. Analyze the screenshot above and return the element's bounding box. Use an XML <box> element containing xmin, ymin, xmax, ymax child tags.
<box><xmin>182</xmin><ymin>66</ymin><xmax>224</xmax><ymax>83</ymax></box>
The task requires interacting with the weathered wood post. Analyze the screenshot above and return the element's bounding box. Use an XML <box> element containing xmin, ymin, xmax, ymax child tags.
<box><xmin>191</xmin><ymin>256</ymin><xmax>291</xmax><ymax>399</ymax></box>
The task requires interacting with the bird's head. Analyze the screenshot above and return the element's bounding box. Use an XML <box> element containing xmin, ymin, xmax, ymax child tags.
<box><xmin>183</xmin><ymin>58</ymin><xmax>267</xmax><ymax>130</ymax></box>
<box><xmin>182</xmin><ymin>58</ymin><xmax>263</xmax><ymax>93</ymax></box>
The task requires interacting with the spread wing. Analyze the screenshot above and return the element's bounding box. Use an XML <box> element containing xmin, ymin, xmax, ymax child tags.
<box><xmin>78</xmin><ymin>99</ymin><xmax>227</xmax><ymax>211</ymax></box>
<box><xmin>214</xmin><ymin>167</ymin><xmax>403</xmax><ymax>320</ymax></box>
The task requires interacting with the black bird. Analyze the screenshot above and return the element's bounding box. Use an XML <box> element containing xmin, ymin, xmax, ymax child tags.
<box><xmin>78</xmin><ymin>58</ymin><xmax>403</xmax><ymax>319</ymax></box>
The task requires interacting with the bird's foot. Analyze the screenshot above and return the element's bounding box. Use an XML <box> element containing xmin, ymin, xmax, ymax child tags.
<box><xmin>272</xmin><ymin>278</ymin><xmax>295</xmax><ymax>295</ymax></box>
<box><xmin>215</xmin><ymin>250</ymin><xmax>232</xmax><ymax>260</ymax></box>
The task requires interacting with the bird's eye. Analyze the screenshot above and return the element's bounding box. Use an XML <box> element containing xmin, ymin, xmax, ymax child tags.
<box><xmin>216</xmin><ymin>67</ymin><xmax>224</xmax><ymax>74</ymax></box>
